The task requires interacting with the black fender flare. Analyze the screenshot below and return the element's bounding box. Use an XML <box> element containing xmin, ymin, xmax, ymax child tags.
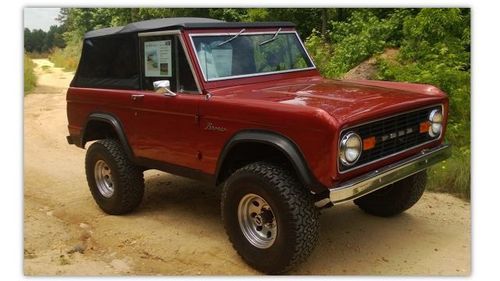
<box><xmin>215</xmin><ymin>129</ymin><xmax>326</xmax><ymax>193</ymax></box>
<box><xmin>81</xmin><ymin>112</ymin><xmax>134</xmax><ymax>159</ymax></box>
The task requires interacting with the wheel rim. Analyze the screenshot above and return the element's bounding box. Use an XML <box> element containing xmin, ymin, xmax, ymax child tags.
<box><xmin>238</xmin><ymin>193</ymin><xmax>277</xmax><ymax>249</ymax></box>
<box><xmin>94</xmin><ymin>159</ymin><xmax>114</xmax><ymax>198</ymax></box>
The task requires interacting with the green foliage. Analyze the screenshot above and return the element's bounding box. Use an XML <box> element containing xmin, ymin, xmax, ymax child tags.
<box><xmin>25</xmin><ymin>28</ymin><xmax>46</xmax><ymax>53</ymax></box>
<box><xmin>246</xmin><ymin>8</ymin><xmax>325</xmax><ymax>38</ymax></box>
<box><xmin>49</xmin><ymin>42</ymin><xmax>81</xmax><ymax>71</ymax></box>
<box><xmin>24</xmin><ymin>54</ymin><xmax>36</xmax><ymax>94</ymax></box>
<box><xmin>244</xmin><ymin>8</ymin><xmax>270</xmax><ymax>22</ymax></box>
<box><xmin>304</xmin><ymin>31</ymin><xmax>333</xmax><ymax>76</ymax></box>
<box><xmin>399</xmin><ymin>8</ymin><xmax>470</xmax><ymax>68</ymax></box>
<box><xmin>208</xmin><ymin>8</ymin><xmax>247</xmax><ymax>22</ymax></box>
<box><xmin>426</xmin><ymin>146</ymin><xmax>470</xmax><ymax>200</ymax></box>
<box><xmin>56</xmin><ymin>8</ymin><xmax>330</xmax><ymax>41</ymax></box>
<box><xmin>306</xmin><ymin>9</ymin><xmax>412</xmax><ymax>78</ymax></box>
<box><xmin>24</xmin><ymin>25</ymin><xmax>65</xmax><ymax>53</ymax></box>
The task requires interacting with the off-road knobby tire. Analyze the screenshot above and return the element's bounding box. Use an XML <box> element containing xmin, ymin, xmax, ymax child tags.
<box><xmin>221</xmin><ymin>162</ymin><xmax>320</xmax><ymax>274</ymax></box>
<box><xmin>85</xmin><ymin>139</ymin><xmax>144</xmax><ymax>215</ymax></box>
<box><xmin>354</xmin><ymin>170</ymin><xmax>427</xmax><ymax>217</ymax></box>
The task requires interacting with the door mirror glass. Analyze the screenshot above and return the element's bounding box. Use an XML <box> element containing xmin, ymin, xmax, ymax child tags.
<box><xmin>153</xmin><ymin>80</ymin><xmax>171</xmax><ymax>91</ymax></box>
<box><xmin>153</xmin><ymin>80</ymin><xmax>177</xmax><ymax>97</ymax></box>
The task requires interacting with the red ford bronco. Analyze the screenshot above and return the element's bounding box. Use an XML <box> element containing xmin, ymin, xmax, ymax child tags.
<box><xmin>66</xmin><ymin>17</ymin><xmax>451</xmax><ymax>273</ymax></box>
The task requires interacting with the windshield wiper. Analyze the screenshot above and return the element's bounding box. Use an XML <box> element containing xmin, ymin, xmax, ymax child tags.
<box><xmin>258</xmin><ymin>28</ymin><xmax>282</xmax><ymax>46</ymax></box>
<box><xmin>216</xmin><ymin>28</ymin><xmax>246</xmax><ymax>47</ymax></box>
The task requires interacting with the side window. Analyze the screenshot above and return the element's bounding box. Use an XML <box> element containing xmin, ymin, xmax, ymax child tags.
<box><xmin>73</xmin><ymin>35</ymin><xmax>139</xmax><ymax>89</ymax></box>
<box><xmin>139</xmin><ymin>35</ymin><xmax>198</xmax><ymax>93</ymax></box>
<box><xmin>177</xmin><ymin>43</ymin><xmax>198</xmax><ymax>92</ymax></box>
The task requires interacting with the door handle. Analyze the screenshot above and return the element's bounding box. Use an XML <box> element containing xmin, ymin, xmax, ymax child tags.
<box><xmin>131</xmin><ymin>94</ymin><xmax>144</xmax><ymax>101</ymax></box>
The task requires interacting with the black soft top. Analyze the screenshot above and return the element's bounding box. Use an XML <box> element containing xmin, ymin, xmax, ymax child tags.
<box><xmin>84</xmin><ymin>17</ymin><xmax>296</xmax><ymax>39</ymax></box>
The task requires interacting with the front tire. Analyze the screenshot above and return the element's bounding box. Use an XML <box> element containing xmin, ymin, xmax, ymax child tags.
<box><xmin>221</xmin><ymin>162</ymin><xmax>319</xmax><ymax>274</ymax></box>
<box><xmin>85</xmin><ymin>139</ymin><xmax>144</xmax><ymax>215</ymax></box>
<box><xmin>354</xmin><ymin>170</ymin><xmax>427</xmax><ymax>217</ymax></box>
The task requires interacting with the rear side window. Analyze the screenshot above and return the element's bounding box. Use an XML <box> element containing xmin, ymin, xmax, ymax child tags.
<box><xmin>72</xmin><ymin>35</ymin><xmax>139</xmax><ymax>89</ymax></box>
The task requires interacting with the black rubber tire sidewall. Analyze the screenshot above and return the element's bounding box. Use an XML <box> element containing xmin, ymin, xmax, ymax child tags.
<box><xmin>85</xmin><ymin>140</ymin><xmax>144</xmax><ymax>215</ymax></box>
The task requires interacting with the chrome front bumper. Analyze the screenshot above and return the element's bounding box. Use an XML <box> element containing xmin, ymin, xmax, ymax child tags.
<box><xmin>316</xmin><ymin>144</ymin><xmax>452</xmax><ymax>207</ymax></box>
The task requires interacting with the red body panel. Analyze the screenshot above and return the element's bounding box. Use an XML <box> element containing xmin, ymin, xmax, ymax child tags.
<box><xmin>67</xmin><ymin>28</ymin><xmax>449</xmax><ymax>190</ymax></box>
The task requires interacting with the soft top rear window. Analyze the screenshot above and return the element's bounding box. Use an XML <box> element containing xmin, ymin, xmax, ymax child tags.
<box><xmin>72</xmin><ymin>35</ymin><xmax>139</xmax><ymax>89</ymax></box>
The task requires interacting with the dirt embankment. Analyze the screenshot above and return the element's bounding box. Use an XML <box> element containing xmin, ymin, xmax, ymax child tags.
<box><xmin>24</xmin><ymin>59</ymin><xmax>470</xmax><ymax>275</ymax></box>
<box><xmin>342</xmin><ymin>48</ymin><xmax>399</xmax><ymax>80</ymax></box>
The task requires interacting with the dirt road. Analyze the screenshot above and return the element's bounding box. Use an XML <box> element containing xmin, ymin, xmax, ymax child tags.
<box><xmin>24</xmin><ymin>59</ymin><xmax>471</xmax><ymax>275</ymax></box>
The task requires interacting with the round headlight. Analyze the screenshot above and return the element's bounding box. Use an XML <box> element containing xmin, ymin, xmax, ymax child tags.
<box><xmin>429</xmin><ymin>109</ymin><xmax>443</xmax><ymax>137</ymax></box>
<box><xmin>340</xmin><ymin>132</ymin><xmax>362</xmax><ymax>166</ymax></box>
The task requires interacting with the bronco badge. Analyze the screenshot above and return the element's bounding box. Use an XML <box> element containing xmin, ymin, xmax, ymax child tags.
<box><xmin>204</xmin><ymin>122</ymin><xmax>227</xmax><ymax>132</ymax></box>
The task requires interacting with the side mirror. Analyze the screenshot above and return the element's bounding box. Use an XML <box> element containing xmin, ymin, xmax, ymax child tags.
<box><xmin>153</xmin><ymin>80</ymin><xmax>177</xmax><ymax>97</ymax></box>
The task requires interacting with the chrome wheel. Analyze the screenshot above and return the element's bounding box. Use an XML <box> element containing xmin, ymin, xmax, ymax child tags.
<box><xmin>238</xmin><ymin>193</ymin><xmax>277</xmax><ymax>249</ymax></box>
<box><xmin>94</xmin><ymin>159</ymin><xmax>114</xmax><ymax>198</ymax></box>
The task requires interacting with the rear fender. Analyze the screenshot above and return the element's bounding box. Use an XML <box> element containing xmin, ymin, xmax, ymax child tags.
<box><xmin>80</xmin><ymin>113</ymin><xmax>134</xmax><ymax>159</ymax></box>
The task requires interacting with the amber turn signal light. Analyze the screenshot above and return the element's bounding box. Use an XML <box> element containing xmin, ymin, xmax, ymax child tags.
<box><xmin>363</xmin><ymin>136</ymin><xmax>376</xmax><ymax>151</ymax></box>
<box><xmin>419</xmin><ymin>121</ymin><xmax>430</xmax><ymax>133</ymax></box>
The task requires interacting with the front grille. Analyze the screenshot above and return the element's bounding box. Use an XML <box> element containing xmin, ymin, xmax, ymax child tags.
<box><xmin>339</xmin><ymin>105</ymin><xmax>442</xmax><ymax>172</ymax></box>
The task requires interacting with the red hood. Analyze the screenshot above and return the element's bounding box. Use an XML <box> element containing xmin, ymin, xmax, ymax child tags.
<box><xmin>211</xmin><ymin>76</ymin><xmax>448</xmax><ymax>126</ymax></box>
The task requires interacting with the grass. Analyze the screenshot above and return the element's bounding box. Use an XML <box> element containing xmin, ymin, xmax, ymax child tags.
<box><xmin>41</xmin><ymin>65</ymin><xmax>52</xmax><ymax>73</ymax></box>
<box><xmin>426</xmin><ymin>147</ymin><xmax>470</xmax><ymax>200</ymax></box>
<box><xmin>26</xmin><ymin>52</ymin><xmax>50</xmax><ymax>59</ymax></box>
<box><xmin>49</xmin><ymin>46</ymin><xmax>80</xmax><ymax>72</ymax></box>
<box><xmin>24</xmin><ymin>54</ymin><xmax>36</xmax><ymax>95</ymax></box>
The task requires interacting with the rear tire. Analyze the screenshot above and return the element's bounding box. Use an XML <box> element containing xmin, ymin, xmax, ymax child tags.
<box><xmin>221</xmin><ymin>162</ymin><xmax>319</xmax><ymax>274</ymax></box>
<box><xmin>354</xmin><ymin>171</ymin><xmax>427</xmax><ymax>217</ymax></box>
<box><xmin>85</xmin><ymin>139</ymin><xmax>144</xmax><ymax>215</ymax></box>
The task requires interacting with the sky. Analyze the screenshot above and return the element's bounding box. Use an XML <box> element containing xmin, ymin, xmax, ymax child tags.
<box><xmin>24</xmin><ymin>8</ymin><xmax>60</xmax><ymax>31</ymax></box>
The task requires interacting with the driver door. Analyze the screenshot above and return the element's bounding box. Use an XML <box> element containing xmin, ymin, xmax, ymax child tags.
<box><xmin>126</xmin><ymin>33</ymin><xmax>203</xmax><ymax>170</ymax></box>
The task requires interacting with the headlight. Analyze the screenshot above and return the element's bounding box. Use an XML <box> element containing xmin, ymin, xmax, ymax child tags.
<box><xmin>429</xmin><ymin>109</ymin><xmax>443</xmax><ymax>137</ymax></box>
<box><xmin>339</xmin><ymin>132</ymin><xmax>362</xmax><ymax>166</ymax></box>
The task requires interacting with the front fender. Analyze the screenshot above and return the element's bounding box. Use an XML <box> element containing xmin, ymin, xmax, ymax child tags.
<box><xmin>215</xmin><ymin>129</ymin><xmax>327</xmax><ymax>193</ymax></box>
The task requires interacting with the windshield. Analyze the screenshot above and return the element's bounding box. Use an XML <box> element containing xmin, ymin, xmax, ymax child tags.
<box><xmin>190</xmin><ymin>31</ymin><xmax>314</xmax><ymax>81</ymax></box>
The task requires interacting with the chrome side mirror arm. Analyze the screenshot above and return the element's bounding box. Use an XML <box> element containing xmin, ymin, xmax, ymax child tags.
<box><xmin>163</xmin><ymin>89</ymin><xmax>177</xmax><ymax>97</ymax></box>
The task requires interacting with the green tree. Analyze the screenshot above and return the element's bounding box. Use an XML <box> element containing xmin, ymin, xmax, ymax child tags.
<box><xmin>24</xmin><ymin>28</ymin><xmax>47</xmax><ymax>53</ymax></box>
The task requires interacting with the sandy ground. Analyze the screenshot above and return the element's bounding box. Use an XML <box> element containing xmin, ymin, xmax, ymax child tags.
<box><xmin>24</xmin><ymin>59</ymin><xmax>471</xmax><ymax>275</ymax></box>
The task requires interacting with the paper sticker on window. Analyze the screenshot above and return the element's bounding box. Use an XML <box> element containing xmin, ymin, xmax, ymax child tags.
<box><xmin>212</xmin><ymin>48</ymin><xmax>233</xmax><ymax>77</ymax></box>
<box><xmin>144</xmin><ymin>40</ymin><xmax>172</xmax><ymax>77</ymax></box>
